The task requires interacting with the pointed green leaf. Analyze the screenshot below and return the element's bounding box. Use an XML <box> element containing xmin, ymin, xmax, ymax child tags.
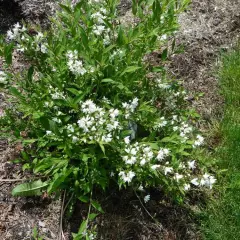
<box><xmin>91</xmin><ymin>200</ymin><xmax>104</xmax><ymax>213</ymax></box>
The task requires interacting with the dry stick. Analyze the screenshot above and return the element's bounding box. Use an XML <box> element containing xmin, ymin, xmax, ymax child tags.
<box><xmin>133</xmin><ymin>189</ymin><xmax>162</xmax><ymax>232</ymax></box>
<box><xmin>63</xmin><ymin>192</ymin><xmax>74</xmax><ymax>214</ymax></box>
<box><xmin>62</xmin><ymin>230</ymin><xmax>66</xmax><ymax>240</ymax></box>
<box><xmin>0</xmin><ymin>179</ymin><xmax>27</xmax><ymax>182</ymax></box>
<box><xmin>58</xmin><ymin>190</ymin><xmax>66</xmax><ymax>240</ymax></box>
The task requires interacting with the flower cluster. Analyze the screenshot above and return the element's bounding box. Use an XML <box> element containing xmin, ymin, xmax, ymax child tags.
<box><xmin>49</xmin><ymin>86</ymin><xmax>66</xmax><ymax>100</ymax></box>
<box><xmin>66</xmin><ymin>50</ymin><xmax>87</xmax><ymax>76</ymax></box>
<box><xmin>191</xmin><ymin>173</ymin><xmax>216</xmax><ymax>189</ymax></box>
<box><xmin>122</xmin><ymin>141</ymin><xmax>154</xmax><ymax>166</ymax></box>
<box><xmin>119</xmin><ymin>139</ymin><xmax>215</xmax><ymax>192</ymax></box>
<box><xmin>77</xmin><ymin>100</ymin><xmax>122</xmax><ymax>143</ymax></box>
<box><xmin>119</xmin><ymin>171</ymin><xmax>136</xmax><ymax>183</ymax></box>
<box><xmin>193</xmin><ymin>134</ymin><xmax>204</xmax><ymax>147</ymax></box>
<box><xmin>122</xmin><ymin>98</ymin><xmax>139</xmax><ymax>119</ymax></box>
<box><xmin>7</xmin><ymin>23</ymin><xmax>26</xmax><ymax>41</ymax></box>
<box><xmin>155</xmin><ymin>78</ymin><xmax>170</xmax><ymax>89</ymax></box>
<box><xmin>91</xmin><ymin>8</ymin><xmax>107</xmax><ymax>24</ymax></box>
<box><xmin>33</xmin><ymin>32</ymin><xmax>48</xmax><ymax>54</ymax></box>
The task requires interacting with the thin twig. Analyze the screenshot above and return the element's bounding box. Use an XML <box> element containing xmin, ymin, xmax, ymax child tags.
<box><xmin>58</xmin><ymin>190</ymin><xmax>66</xmax><ymax>240</ymax></box>
<box><xmin>0</xmin><ymin>178</ymin><xmax>27</xmax><ymax>182</ymax></box>
<box><xmin>133</xmin><ymin>189</ymin><xmax>155</xmax><ymax>221</ymax></box>
<box><xmin>62</xmin><ymin>230</ymin><xmax>66</xmax><ymax>240</ymax></box>
<box><xmin>133</xmin><ymin>189</ymin><xmax>162</xmax><ymax>231</ymax></box>
<box><xmin>63</xmin><ymin>192</ymin><xmax>74</xmax><ymax>214</ymax></box>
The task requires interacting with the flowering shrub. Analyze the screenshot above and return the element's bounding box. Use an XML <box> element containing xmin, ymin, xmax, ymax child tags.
<box><xmin>0</xmin><ymin>0</ymin><xmax>215</xmax><ymax>238</ymax></box>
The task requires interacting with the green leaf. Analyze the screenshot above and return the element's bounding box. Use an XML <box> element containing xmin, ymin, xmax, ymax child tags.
<box><xmin>47</xmin><ymin>169</ymin><xmax>72</xmax><ymax>194</ymax></box>
<box><xmin>78</xmin><ymin>220</ymin><xmax>87</xmax><ymax>234</ymax></box>
<box><xmin>91</xmin><ymin>200</ymin><xmax>104</xmax><ymax>213</ymax></box>
<box><xmin>98</xmin><ymin>142</ymin><xmax>105</xmax><ymax>154</ymax></box>
<box><xmin>121</xmin><ymin>66</ymin><xmax>141</xmax><ymax>76</ymax></box>
<box><xmin>32</xmin><ymin>111</ymin><xmax>44</xmax><ymax>119</ymax></box>
<box><xmin>49</xmin><ymin>120</ymin><xmax>59</xmax><ymax>134</ymax></box>
<box><xmin>161</xmin><ymin>48</ymin><xmax>168</xmax><ymax>61</ymax></box>
<box><xmin>12</xmin><ymin>180</ymin><xmax>48</xmax><ymax>196</ymax></box>
<box><xmin>79</xmin><ymin>195</ymin><xmax>89</xmax><ymax>203</ymax></box>
<box><xmin>59</xmin><ymin>3</ymin><xmax>72</xmax><ymax>14</ymax></box>
<box><xmin>27</xmin><ymin>66</ymin><xmax>34</xmax><ymax>83</ymax></box>
<box><xmin>4</xmin><ymin>43</ymin><xmax>14</xmax><ymax>65</ymax></box>
<box><xmin>89</xmin><ymin>213</ymin><xmax>98</xmax><ymax>220</ymax></box>
<box><xmin>66</xmin><ymin>88</ymin><xmax>82</xmax><ymax>96</ymax></box>
<box><xmin>9</xmin><ymin>87</ymin><xmax>25</xmax><ymax>102</ymax></box>
<box><xmin>23</xmin><ymin>139</ymin><xmax>37</xmax><ymax>144</ymax></box>
<box><xmin>101</xmin><ymin>78</ymin><xmax>115</xmax><ymax>83</ymax></box>
<box><xmin>34</xmin><ymin>158</ymin><xmax>68</xmax><ymax>173</ymax></box>
<box><xmin>79</xmin><ymin>26</ymin><xmax>89</xmax><ymax>50</ymax></box>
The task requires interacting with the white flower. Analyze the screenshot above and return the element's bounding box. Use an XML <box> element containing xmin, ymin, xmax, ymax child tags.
<box><xmin>147</xmin><ymin>151</ymin><xmax>154</xmax><ymax>158</ymax></box>
<box><xmin>184</xmin><ymin>184</ymin><xmax>191</xmax><ymax>191</ymax></box>
<box><xmin>119</xmin><ymin>171</ymin><xmax>135</xmax><ymax>183</ymax></box>
<box><xmin>157</xmin><ymin>150</ymin><xmax>164</xmax><ymax>161</ymax></box>
<box><xmin>110</xmin><ymin>172</ymin><xmax>115</xmax><ymax>177</ymax></box>
<box><xmin>52</xmin><ymin>118</ymin><xmax>62</xmax><ymax>124</ymax></box>
<box><xmin>82</xmin><ymin>100</ymin><xmax>97</xmax><ymax>114</ymax></box>
<box><xmin>7</xmin><ymin>30</ymin><xmax>14</xmax><ymax>40</ymax></box>
<box><xmin>72</xmin><ymin>136</ymin><xmax>79</xmax><ymax>143</ymax></box>
<box><xmin>40</xmin><ymin>44</ymin><xmax>48</xmax><ymax>53</ymax></box>
<box><xmin>51</xmin><ymin>90</ymin><xmax>65</xmax><ymax>100</ymax></box>
<box><xmin>191</xmin><ymin>178</ymin><xmax>199</xmax><ymax>186</ymax></box>
<box><xmin>125</xmin><ymin>156</ymin><xmax>137</xmax><ymax>165</ymax></box>
<box><xmin>138</xmin><ymin>185</ymin><xmax>144</xmax><ymax>191</ymax></box>
<box><xmin>163</xmin><ymin>148</ymin><xmax>170</xmax><ymax>155</ymax></box>
<box><xmin>164</xmin><ymin>167</ymin><xmax>173</xmax><ymax>175</ymax></box>
<box><xmin>174</xmin><ymin>173</ymin><xmax>183</xmax><ymax>182</ymax></box>
<box><xmin>173</xmin><ymin>115</ymin><xmax>178</xmax><ymax>121</ymax></box>
<box><xmin>124</xmin><ymin>136</ymin><xmax>130</xmax><ymax>144</ymax></box>
<box><xmin>35</xmin><ymin>32</ymin><xmax>44</xmax><ymax>41</ymax></box>
<box><xmin>188</xmin><ymin>160</ymin><xmax>196</xmax><ymax>170</ymax></box>
<box><xmin>67</xmin><ymin>50</ymin><xmax>87</xmax><ymax>75</ymax></box>
<box><xmin>130</xmin><ymin>148</ymin><xmax>137</xmax><ymax>155</ymax></box>
<box><xmin>91</xmin><ymin>12</ymin><xmax>106</xmax><ymax>23</ymax></box>
<box><xmin>109</xmin><ymin>109</ymin><xmax>119</xmax><ymax>118</ymax></box>
<box><xmin>158</xmin><ymin>34</ymin><xmax>167</xmax><ymax>41</ymax></box>
<box><xmin>103</xmin><ymin>35</ymin><xmax>110</xmax><ymax>45</ymax></box>
<box><xmin>122</xmin><ymin>98</ymin><xmax>139</xmax><ymax>114</ymax></box>
<box><xmin>131</xmin><ymin>98</ymin><xmax>139</xmax><ymax>110</ymax></box>
<box><xmin>140</xmin><ymin>158</ymin><xmax>146</xmax><ymax>166</ymax></box>
<box><xmin>157</xmin><ymin>148</ymin><xmax>170</xmax><ymax>161</ymax></box>
<box><xmin>102</xmin><ymin>96</ymin><xmax>110</xmax><ymax>104</ymax></box>
<box><xmin>200</xmin><ymin>173</ymin><xmax>216</xmax><ymax>189</ymax></box>
<box><xmin>46</xmin><ymin>130</ymin><xmax>52</xmax><ymax>135</ymax></box>
<box><xmin>144</xmin><ymin>195</ymin><xmax>150</xmax><ymax>203</ymax></box>
<box><xmin>7</xmin><ymin>22</ymin><xmax>24</xmax><ymax>40</ymax></box>
<box><xmin>193</xmin><ymin>135</ymin><xmax>204</xmax><ymax>148</ymax></box>
<box><xmin>101</xmin><ymin>133</ymin><xmax>112</xmax><ymax>143</ymax></box>
<box><xmin>93</xmin><ymin>25</ymin><xmax>105</xmax><ymax>35</ymax></box>
<box><xmin>173</xmin><ymin>126</ymin><xmax>179</xmax><ymax>131</ymax></box>
<box><xmin>205</xmin><ymin>176</ymin><xmax>216</xmax><ymax>189</ymax></box>
<box><xmin>151</xmin><ymin>165</ymin><xmax>160</xmax><ymax>170</ymax></box>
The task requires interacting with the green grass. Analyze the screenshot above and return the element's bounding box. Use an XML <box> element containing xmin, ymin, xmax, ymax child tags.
<box><xmin>202</xmin><ymin>48</ymin><xmax>240</xmax><ymax>240</ymax></box>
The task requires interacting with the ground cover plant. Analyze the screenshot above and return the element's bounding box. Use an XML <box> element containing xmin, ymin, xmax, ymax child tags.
<box><xmin>201</xmin><ymin>47</ymin><xmax>240</xmax><ymax>240</ymax></box>
<box><xmin>0</xmin><ymin>0</ymin><xmax>216</xmax><ymax>238</ymax></box>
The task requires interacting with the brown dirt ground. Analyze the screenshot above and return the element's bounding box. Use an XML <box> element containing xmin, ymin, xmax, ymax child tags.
<box><xmin>1</xmin><ymin>0</ymin><xmax>240</xmax><ymax>239</ymax></box>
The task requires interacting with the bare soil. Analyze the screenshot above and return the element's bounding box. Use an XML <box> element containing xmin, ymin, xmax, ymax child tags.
<box><xmin>1</xmin><ymin>0</ymin><xmax>240</xmax><ymax>239</ymax></box>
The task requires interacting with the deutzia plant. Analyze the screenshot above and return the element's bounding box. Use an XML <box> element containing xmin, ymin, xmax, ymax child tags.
<box><xmin>0</xmin><ymin>0</ymin><xmax>215</xmax><ymax>238</ymax></box>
